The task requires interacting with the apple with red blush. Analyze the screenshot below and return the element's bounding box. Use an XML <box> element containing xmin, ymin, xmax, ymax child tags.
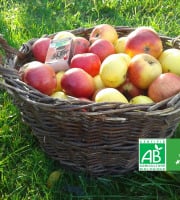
<box><xmin>61</xmin><ymin>68</ymin><xmax>95</xmax><ymax>98</ymax></box>
<box><xmin>70</xmin><ymin>53</ymin><xmax>101</xmax><ymax>77</ymax></box>
<box><xmin>72</xmin><ymin>36</ymin><xmax>90</xmax><ymax>55</ymax></box>
<box><xmin>89</xmin><ymin>24</ymin><xmax>118</xmax><ymax>44</ymax></box>
<box><xmin>88</xmin><ymin>39</ymin><xmax>115</xmax><ymax>62</ymax></box>
<box><xmin>117</xmin><ymin>77</ymin><xmax>145</xmax><ymax>100</ymax></box>
<box><xmin>32</xmin><ymin>37</ymin><xmax>51</xmax><ymax>63</ymax></box>
<box><xmin>148</xmin><ymin>72</ymin><xmax>180</xmax><ymax>102</ymax></box>
<box><xmin>21</xmin><ymin>61</ymin><xmax>57</xmax><ymax>95</ymax></box>
<box><xmin>125</xmin><ymin>27</ymin><xmax>163</xmax><ymax>58</ymax></box>
<box><xmin>128</xmin><ymin>53</ymin><xmax>162</xmax><ymax>89</ymax></box>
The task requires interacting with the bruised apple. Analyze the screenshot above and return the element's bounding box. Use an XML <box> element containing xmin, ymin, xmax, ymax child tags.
<box><xmin>32</xmin><ymin>37</ymin><xmax>51</xmax><ymax>63</ymax></box>
<box><xmin>21</xmin><ymin>62</ymin><xmax>57</xmax><ymax>95</ymax></box>
<box><xmin>61</xmin><ymin>68</ymin><xmax>95</xmax><ymax>98</ymax></box>
<box><xmin>72</xmin><ymin>36</ymin><xmax>90</xmax><ymax>55</ymax></box>
<box><xmin>88</xmin><ymin>39</ymin><xmax>115</xmax><ymax>62</ymax></box>
<box><xmin>70</xmin><ymin>53</ymin><xmax>101</xmax><ymax>77</ymax></box>
<box><xmin>148</xmin><ymin>73</ymin><xmax>180</xmax><ymax>102</ymax></box>
<box><xmin>128</xmin><ymin>53</ymin><xmax>162</xmax><ymax>89</ymax></box>
<box><xmin>125</xmin><ymin>27</ymin><xmax>163</xmax><ymax>58</ymax></box>
<box><xmin>89</xmin><ymin>24</ymin><xmax>118</xmax><ymax>44</ymax></box>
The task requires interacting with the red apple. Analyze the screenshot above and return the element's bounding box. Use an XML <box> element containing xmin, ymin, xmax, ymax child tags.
<box><xmin>128</xmin><ymin>53</ymin><xmax>162</xmax><ymax>89</ymax></box>
<box><xmin>72</xmin><ymin>36</ymin><xmax>90</xmax><ymax>55</ymax></box>
<box><xmin>32</xmin><ymin>37</ymin><xmax>51</xmax><ymax>63</ymax></box>
<box><xmin>61</xmin><ymin>68</ymin><xmax>95</xmax><ymax>98</ymax></box>
<box><xmin>78</xmin><ymin>97</ymin><xmax>92</xmax><ymax>102</ymax></box>
<box><xmin>89</xmin><ymin>24</ymin><xmax>118</xmax><ymax>44</ymax></box>
<box><xmin>117</xmin><ymin>77</ymin><xmax>145</xmax><ymax>100</ymax></box>
<box><xmin>22</xmin><ymin>61</ymin><xmax>57</xmax><ymax>95</ymax></box>
<box><xmin>125</xmin><ymin>27</ymin><xmax>163</xmax><ymax>58</ymax></box>
<box><xmin>88</xmin><ymin>39</ymin><xmax>115</xmax><ymax>62</ymax></box>
<box><xmin>148</xmin><ymin>73</ymin><xmax>180</xmax><ymax>102</ymax></box>
<box><xmin>70</xmin><ymin>53</ymin><xmax>101</xmax><ymax>77</ymax></box>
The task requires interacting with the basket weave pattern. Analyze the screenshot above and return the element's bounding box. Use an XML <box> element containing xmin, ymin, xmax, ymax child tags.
<box><xmin>0</xmin><ymin>26</ymin><xmax>180</xmax><ymax>176</ymax></box>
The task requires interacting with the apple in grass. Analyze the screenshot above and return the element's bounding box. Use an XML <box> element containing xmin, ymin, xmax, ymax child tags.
<box><xmin>32</xmin><ymin>37</ymin><xmax>51</xmax><ymax>63</ymax></box>
<box><xmin>89</xmin><ymin>24</ymin><xmax>118</xmax><ymax>44</ymax></box>
<box><xmin>125</xmin><ymin>27</ymin><xmax>163</xmax><ymax>58</ymax></box>
<box><xmin>88</xmin><ymin>39</ymin><xmax>115</xmax><ymax>62</ymax></box>
<box><xmin>158</xmin><ymin>48</ymin><xmax>180</xmax><ymax>76</ymax></box>
<box><xmin>70</xmin><ymin>53</ymin><xmax>101</xmax><ymax>77</ymax></box>
<box><xmin>148</xmin><ymin>73</ymin><xmax>180</xmax><ymax>102</ymax></box>
<box><xmin>21</xmin><ymin>61</ymin><xmax>57</xmax><ymax>95</ymax></box>
<box><xmin>128</xmin><ymin>53</ymin><xmax>162</xmax><ymax>89</ymax></box>
<box><xmin>61</xmin><ymin>68</ymin><xmax>95</xmax><ymax>98</ymax></box>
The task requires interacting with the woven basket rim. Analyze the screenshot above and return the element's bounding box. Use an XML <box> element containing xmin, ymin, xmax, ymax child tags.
<box><xmin>1</xmin><ymin>25</ymin><xmax>180</xmax><ymax>116</ymax></box>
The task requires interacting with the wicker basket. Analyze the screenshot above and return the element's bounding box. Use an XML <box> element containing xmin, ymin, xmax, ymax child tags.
<box><xmin>0</xmin><ymin>26</ymin><xmax>180</xmax><ymax>176</ymax></box>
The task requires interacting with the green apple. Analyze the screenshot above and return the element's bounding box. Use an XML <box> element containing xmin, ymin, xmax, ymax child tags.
<box><xmin>130</xmin><ymin>95</ymin><xmax>154</xmax><ymax>104</ymax></box>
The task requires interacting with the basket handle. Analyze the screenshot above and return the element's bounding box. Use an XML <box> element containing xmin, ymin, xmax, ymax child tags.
<box><xmin>0</xmin><ymin>35</ymin><xmax>19</xmax><ymax>58</ymax></box>
<box><xmin>0</xmin><ymin>35</ymin><xmax>27</xmax><ymax>69</ymax></box>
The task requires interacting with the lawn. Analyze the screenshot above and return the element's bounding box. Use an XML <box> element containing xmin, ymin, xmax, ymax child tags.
<box><xmin>0</xmin><ymin>0</ymin><xmax>180</xmax><ymax>199</ymax></box>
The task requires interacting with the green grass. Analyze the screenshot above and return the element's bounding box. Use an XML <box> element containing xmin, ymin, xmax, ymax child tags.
<box><xmin>0</xmin><ymin>0</ymin><xmax>180</xmax><ymax>199</ymax></box>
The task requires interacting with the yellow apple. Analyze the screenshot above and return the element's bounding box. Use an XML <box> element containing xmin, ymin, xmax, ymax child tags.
<box><xmin>89</xmin><ymin>24</ymin><xmax>118</xmax><ymax>44</ymax></box>
<box><xmin>93</xmin><ymin>74</ymin><xmax>105</xmax><ymax>90</ymax></box>
<box><xmin>114</xmin><ymin>36</ymin><xmax>127</xmax><ymax>53</ymax></box>
<box><xmin>53</xmin><ymin>31</ymin><xmax>75</xmax><ymax>40</ymax></box>
<box><xmin>117</xmin><ymin>53</ymin><xmax>131</xmax><ymax>66</ymax></box>
<box><xmin>158</xmin><ymin>48</ymin><xmax>180</xmax><ymax>75</ymax></box>
<box><xmin>95</xmin><ymin>88</ymin><xmax>128</xmax><ymax>103</ymax></box>
<box><xmin>55</xmin><ymin>71</ymin><xmax>65</xmax><ymax>91</ymax></box>
<box><xmin>100</xmin><ymin>54</ymin><xmax>128</xmax><ymax>88</ymax></box>
<box><xmin>129</xmin><ymin>95</ymin><xmax>154</xmax><ymax>104</ymax></box>
<box><xmin>51</xmin><ymin>91</ymin><xmax>67</xmax><ymax>99</ymax></box>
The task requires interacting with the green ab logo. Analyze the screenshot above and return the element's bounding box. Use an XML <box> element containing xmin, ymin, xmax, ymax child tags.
<box><xmin>141</xmin><ymin>144</ymin><xmax>163</xmax><ymax>164</ymax></box>
<box><xmin>139</xmin><ymin>139</ymin><xmax>166</xmax><ymax>171</ymax></box>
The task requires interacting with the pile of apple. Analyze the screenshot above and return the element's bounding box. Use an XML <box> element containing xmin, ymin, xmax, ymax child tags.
<box><xmin>19</xmin><ymin>24</ymin><xmax>180</xmax><ymax>104</ymax></box>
